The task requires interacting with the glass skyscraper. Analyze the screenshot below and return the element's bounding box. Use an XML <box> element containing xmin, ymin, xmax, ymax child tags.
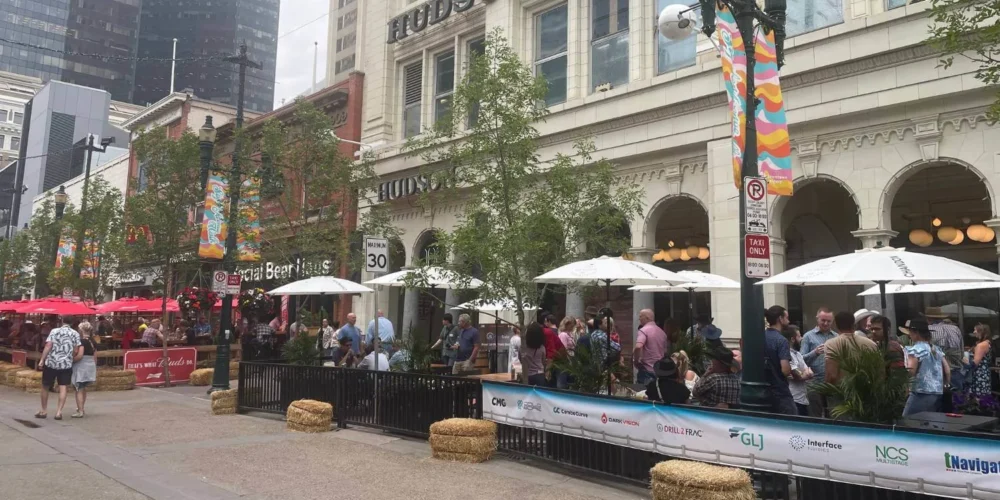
<box><xmin>134</xmin><ymin>0</ymin><xmax>278</xmax><ymax>112</ymax></box>
<box><xmin>0</xmin><ymin>0</ymin><xmax>140</xmax><ymax>103</ymax></box>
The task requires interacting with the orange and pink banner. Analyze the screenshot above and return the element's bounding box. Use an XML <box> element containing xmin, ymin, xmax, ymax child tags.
<box><xmin>716</xmin><ymin>4</ymin><xmax>747</xmax><ymax>192</ymax></box>
<box><xmin>236</xmin><ymin>178</ymin><xmax>261</xmax><ymax>262</ymax></box>
<box><xmin>753</xmin><ymin>28</ymin><xmax>793</xmax><ymax>196</ymax></box>
<box><xmin>199</xmin><ymin>174</ymin><xmax>227</xmax><ymax>259</ymax></box>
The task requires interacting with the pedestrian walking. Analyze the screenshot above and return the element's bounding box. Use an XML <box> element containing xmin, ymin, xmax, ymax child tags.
<box><xmin>72</xmin><ymin>321</ymin><xmax>97</xmax><ymax>418</ymax></box>
<box><xmin>800</xmin><ymin>307</ymin><xmax>835</xmax><ymax>417</ymax></box>
<box><xmin>36</xmin><ymin>316</ymin><xmax>82</xmax><ymax>420</ymax></box>
<box><xmin>900</xmin><ymin>318</ymin><xmax>950</xmax><ymax>416</ymax></box>
<box><xmin>634</xmin><ymin>308</ymin><xmax>668</xmax><ymax>385</ymax></box>
<box><xmin>763</xmin><ymin>305</ymin><xmax>796</xmax><ymax>415</ymax></box>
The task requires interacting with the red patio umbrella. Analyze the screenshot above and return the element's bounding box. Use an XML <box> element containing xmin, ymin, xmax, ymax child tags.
<box><xmin>212</xmin><ymin>297</ymin><xmax>239</xmax><ymax>310</ymax></box>
<box><xmin>96</xmin><ymin>297</ymin><xmax>179</xmax><ymax>313</ymax></box>
<box><xmin>17</xmin><ymin>298</ymin><xmax>95</xmax><ymax>315</ymax></box>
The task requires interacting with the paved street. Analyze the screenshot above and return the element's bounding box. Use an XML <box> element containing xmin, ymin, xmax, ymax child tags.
<box><xmin>0</xmin><ymin>384</ymin><xmax>645</xmax><ymax>500</ymax></box>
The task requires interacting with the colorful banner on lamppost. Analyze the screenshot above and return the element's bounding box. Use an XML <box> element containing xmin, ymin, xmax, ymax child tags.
<box><xmin>55</xmin><ymin>229</ymin><xmax>75</xmax><ymax>269</ymax></box>
<box><xmin>199</xmin><ymin>174</ymin><xmax>227</xmax><ymax>259</ymax></box>
<box><xmin>237</xmin><ymin>177</ymin><xmax>261</xmax><ymax>262</ymax></box>
<box><xmin>716</xmin><ymin>3</ymin><xmax>747</xmax><ymax>191</ymax></box>
<box><xmin>753</xmin><ymin>28</ymin><xmax>793</xmax><ymax>196</ymax></box>
<box><xmin>80</xmin><ymin>231</ymin><xmax>100</xmax><ymax>280</ymax></box>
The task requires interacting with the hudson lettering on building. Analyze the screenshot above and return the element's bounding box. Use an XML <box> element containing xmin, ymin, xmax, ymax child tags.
<box><xmin>386</xmin><ymin>0</ymin><xmax>476</xmax><ymax>44</ymax></box>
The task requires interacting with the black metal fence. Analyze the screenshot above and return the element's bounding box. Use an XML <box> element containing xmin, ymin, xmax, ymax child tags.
<box><xmin>237</xmin><ymin>361</ymin><xmax>481</xmax><ymax>438</ymax></box>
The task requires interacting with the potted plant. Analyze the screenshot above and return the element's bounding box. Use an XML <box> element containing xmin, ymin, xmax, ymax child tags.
<box><xmin>815</xmin><ymin>344</ymin><xmax>910</xmax><ymax>424</ymax></box>
<box><xmin>239</xmin><ymin>288</ymin><xmax>273</xmax><ymax>318</ymax></box>
<box><xmin>176</xmin><ymin>286</ymin><xmax>218</xmax><ymax>320</ymax></box>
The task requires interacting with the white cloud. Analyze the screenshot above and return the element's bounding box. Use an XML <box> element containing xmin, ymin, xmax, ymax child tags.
<box><xmin>274</xmin><ymin>0</ymin><xmax>330</xmax><ymax>109</ymax></box>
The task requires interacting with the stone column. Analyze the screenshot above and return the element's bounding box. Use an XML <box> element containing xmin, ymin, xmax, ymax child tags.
<box><xmin>402</xmin><ymin>288</ymin><xmax>419</xmax><ymax>340</ymax></box>
<box><xmin>852</xmin><ymin>229</ymin><xmax>899</xmax><ymax>324</ymax></box>
<box><xmin>566</xmin><ymin>289</ymin><xmax>584</xmax><ymax>320</ymax></box>
<box><xmin>707</xmin><ymin>139</ymin><xmax>741</xmax><ymax>342</ymax></box>
<box><xmin>444</xmin><ymin>288</ymin><xmax>459</xmax><ymax>320</ymax></box>
<box><xmin>762</xmin><ymin>238</ymin><xmax>788</xmax><ymax>308</ymax></box>
<box><xmin>630</xmin><ymin>248</ymin><xmax>656</xmax><ymax>341</ymax></box>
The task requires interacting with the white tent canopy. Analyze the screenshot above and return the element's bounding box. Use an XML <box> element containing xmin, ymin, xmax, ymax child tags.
<box><xmin>629</xmin><ymin>270</ymin><xmax>740</xmax><ymax>292</ymax></box>
<box><xmin>534</xmin><ymin>256</ymin><xmax>685</xmax><ymax>287</ymax></box>
<box><xmin>268</xmin><ymin>276</ymin><xmax>372</xmax><ymax>295</ymax></box>
<box><xmin>858</xmin><ymin>281</ymin><xmax>1000</xmax><ymax>296</ymax></box>
<box><xmin>364</xmin><ymin>266</ymin><xmax>483</xmax><ymax>289</ymax></box>
<box><xmin>456</xmin><ymin>299</ymin><xmax>537</xmax><ymax>312</ymax></box>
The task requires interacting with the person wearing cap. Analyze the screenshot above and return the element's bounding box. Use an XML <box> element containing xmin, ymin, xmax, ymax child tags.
<box><xmin>645</xmin><ymin>358</ymin><xmax>690</xmax><ymax>404</ymax></box>
<box><xmin>900</xmin><ymin>318</ymin><xmax>951</xmax><ymax>416</ymax></box>
<box><xmin>688</xmin><ymin>313</ymin><xmax>721</xmax><ymax>343</ymax></box>
<box><xmin>853</xmin><ymin>309</ymin><xmax>879</xmax><ymax>339</ymax></box>
<box><xmin>692</xmin><ymin>345</ymin><xmax>741</xmax><ymax>408</ymax></box>
<box><xmin>762</xmin><ymin>305</ymin><xmax>796</xmax><ymax>415</ymax></box>
<box><xmin>925</xmin><ymin>307</ymin><xmax>965</xmax><ymax>390</ymax></box>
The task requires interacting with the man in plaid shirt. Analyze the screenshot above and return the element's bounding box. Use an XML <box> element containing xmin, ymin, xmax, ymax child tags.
<box><xmin>254</xmin><ymin>321</ymin><xmax>275</xmax><ymax>342</ymax></box>
<box><xmin>692</xmin><ymin>345</ymin><xmax>741</xmax><ymax>408</ymax></box>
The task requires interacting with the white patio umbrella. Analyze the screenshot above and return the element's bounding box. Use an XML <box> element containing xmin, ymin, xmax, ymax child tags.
<box><xmin>535</xmin><ymin>256</ymin><xmax>685</xmax><ymax>394</ymax></box>
<box><xmin>757</xmin><ymin>247</ymin><xmax>1000</xmax><ymax>310</ymax></box>
<box><xmin>364</xmin><ymin>267</ymin><xmax>483</xmax><ymax>341</ymax></box>
<box><xmin>858</xmin><ymin>281</ymin><xmax>1000</xmax><ymax>296</ymax></box>
<box><xmin>629</xmin><ymin>270</ymin><xmax>740</xmax><ymax>333</ymax></box>
<box><xmin>940</xmin><ymin>303</ymin><xmax>998</xmax><ymax>318</ymax></box>
<box><xmin>268</xmin><ymin>276</ymin><xmax>373</xmax><ymax>295</ymax></box>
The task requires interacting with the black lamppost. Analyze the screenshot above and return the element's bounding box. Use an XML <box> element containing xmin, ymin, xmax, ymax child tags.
<box><xmin>199</xmin><ymin>116</ymin><xmax>217</xmax><ymax>192</ymax></box>
<box><xmin>72</xmin><ymin>135</ymin><xmax>115</xmax><ymax>281</ymax></box>
<box><xmin>43</xmin><ymin>186</ymin><xmax>68</xmax><ymax>296</ymax></box>
<box><xmin>659</xmin><ymin>0</ymin><xmax>786</xmax><ymax>411</ymax></box>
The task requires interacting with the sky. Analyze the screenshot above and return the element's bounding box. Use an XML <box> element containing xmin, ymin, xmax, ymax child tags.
<box><xmin>273</xmin><ymin>0</ymin><xmax>330</xmax><ymax>110</ymax></box>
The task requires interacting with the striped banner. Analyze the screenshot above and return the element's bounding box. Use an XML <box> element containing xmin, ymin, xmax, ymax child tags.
<box><xmin>80</xmin><ymin>231</ymin><xmax>99</xmax><ymax>279</ymax></box>
<box><xmin>198</xmin><ymin>174</ymin><xmax>227</xmax><ymax>260</ymax></box>
<box><xmin>237</xmin><ymin>178</ymin><xmax>261</xmax><ymax>262</ymax></box>
<box><xmin>716</xmin><ymin>3</ymin><xmax>747</xmax><ymax>191</ymax></box>
<box><xmin>55</xmin><ymin>229</ymin><xmax>75</xmax><ymax>269</ymax></box>
<box><xmin>754</xmin><ymin>28</ymin><xmax>793</xmax><ymax>196</ymax></box>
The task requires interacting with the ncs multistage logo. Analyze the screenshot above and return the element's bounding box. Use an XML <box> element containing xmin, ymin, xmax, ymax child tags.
<box><xmin>945</xmin><ymin>453</ymin><xmax>1000</xmax><ymax>475</ymax></box>
<box><xmin>875</xmin><ymin>445</ymin><xmax>909</xmax><ymax>467</ymax></box>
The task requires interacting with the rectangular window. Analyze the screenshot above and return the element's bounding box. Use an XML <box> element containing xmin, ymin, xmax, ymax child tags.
<box><xmin>402</xmin><ymin>62</ymin><xmax>422</xmax><ymax>138</ymax></box>
<box><xmin>886</xmin><ymin>0</ymin><xmax>906</xmax><ymax>9</ymax></box>
<box><xmin>10</xmin><ymin>137</ymin><xmax>19</xmax><ymax>150</ymax></box>
<box><xmin>137</xmin><ymin>159</ymin><xmax>148</xmax><ymax>192</ymax></box>
<box><xmin>656</xmin><ymin>0</ymin><xmax>696</xmax><ymax>74</ymax></box>
<box><xmin>591</xmin><ymin>0</ymin><xmax>629</xmax><ymax>89</ymax></box>
<box><xmin>13</xmin><ymin>112</ymin><xmax>23</xmax><ymax>125</ymax></box>
<box><xmin>0</xmin><ymin>110</ymin><xmax>7</xmax><ymax>122</ymax></box>
<box><xmin>468</xmin><ymin>38</ymin><xmax>485</xmax><ymax>127</ymax></box>
<box><xmin>786</xmin><ymin>0</ymin><xmax>844</xmax><ymax>37</ymax></box>
<box><xmin>0</xmin><ymin>135</ymin><xmax>4</xmax><ymax>149</ymax></box>
<box><xmin>434</xmin><ymin>51</ymin><xmax>455</xmax><ymax>125</ymax></box>
<box><xmin>534</xmin><ymin>4</ymin><xmax>568</xmax><ymax>107</ymax></box>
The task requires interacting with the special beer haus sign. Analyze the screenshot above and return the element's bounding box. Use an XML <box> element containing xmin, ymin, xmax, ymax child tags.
<box><xmin>387</xmin><ymin>0</ymin><xmax>477</xmax><ymax>44</ymax></box>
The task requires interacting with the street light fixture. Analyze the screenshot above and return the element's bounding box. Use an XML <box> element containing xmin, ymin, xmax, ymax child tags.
<box><xmin>199</xmin><ymin>115</ymin><xmax>217</xmax><ymax>191</ymax></box>
<box><xmin>658</xmin><ymin>0</ymin><xmax>786</xmax><ymax>412</ymax></box>
<box><xmin>54</xmin><ymin>185</ymin><xmax>68</xmax><ymax>216</ymax></box>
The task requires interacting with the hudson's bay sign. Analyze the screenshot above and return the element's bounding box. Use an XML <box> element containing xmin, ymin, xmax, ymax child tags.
<box><xmin>387</xmin><ymin>0</ymin><xmax>476</xmax><ymax>44</ymax></box>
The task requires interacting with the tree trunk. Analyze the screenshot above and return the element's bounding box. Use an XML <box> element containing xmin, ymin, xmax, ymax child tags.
<box><xmin>160</xmin><ymin>260</ymin><xmax>172</xmax><ymax>387</ymax></box>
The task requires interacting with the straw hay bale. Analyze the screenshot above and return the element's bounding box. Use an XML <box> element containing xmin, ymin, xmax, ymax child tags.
<box><xmin>97</xmin><ymin>369</ymin><xmax>135</xmax><ymax>379</ymax></box>
<box><xmin>189</xmin><ymin>368</ymin><xmax>213</xmax><ymax>386</ymax></box>
<box><xmin>289</xmin><ymin>399</ymin><xmax>332</xmax><ymax>416</ymax></box>
<box><xmin>90</xmin><ymin>369</ymin><xmax>136</xmax><ymax>391</ymax></box>
<box><xmin>0</xmin><ymin>364</ymin><xmax>24</xmax><ymax>386</ymax></box>
<box><xmin>211</xmin><ymin>388</ymin><xmax>237</xmax><ymax>403</ymax></box>
<box><xmin>286</xmin><ymin>421</ymin><xmax>329</xmax><ymax>433</ymax></box>
<box><xmin>430</xmin><ymin>450</ymin><xmax>493</xmax><ymax>464</ymax></box>
<box><xmin>650</xmin><ymin>461</ymin><xmax>755</xmax><ymax>500</ymax></box>
<box><xmin>229</xmin><ymin>361</ymin><xmax>239</xmax><ymax>377</ymax></box>
<box><xmin>428</xmin><ymin>434</ymin><xmax>496</xmax><ymax>455</ymax></box>
<box><xmin>429</xmin><ymin>418</ymin><xmax>497</xmax><ymax>438</ymax></box>
<box><xmin>17</xmin><ymin>370</ymin><xmax>44</xmax><ymax>393</ymax></box>
<box><xmin>211</xmin><ymin>389</ymin><xmax>238</xmax><ymax>415</ymax></box>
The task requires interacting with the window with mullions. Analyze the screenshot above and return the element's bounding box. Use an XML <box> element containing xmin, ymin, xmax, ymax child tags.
<box><xmin>434</xmin><ymin>51</ymin><xmax>455</xmax><ymax>125</ymax></box>
<box><xmin>534</xmin><ymin>4</ymin><xmax>568</xmax><ymax>107</ymax></box>
<box><xmin>785</xmin><ymin>0</ymin><xmax>844</xmax><ymax>37</ymax></box>
<box><xmin>656</xmin><ymin>0</ymin><xmax>696</xmax><ymax>74</ymax></box>
<box><xmin>402</xmin><ymin>62</ymin><xmax>422</xmax><ymax>138</ymax></box>
<box><xmin>468</xmin><ymin>38</ymin><xmax>485</xmax><ymax>127</ymax></box>
<box><xmin>591</xmin><ymin>0</ymin><xmax>629</xmax><ymax>90</ymax></box>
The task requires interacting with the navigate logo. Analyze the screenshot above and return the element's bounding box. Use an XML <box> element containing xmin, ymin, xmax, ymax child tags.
<box><xmin>788</xmin><ymin>435</ymin><xmax>843</xmax><ymax>453</ymax></box>
<box><xmin>729</xmin><ymin>427</ymin><xmax>764</xmax><ymax>451</ymax></box>
<box><xmin>491</xmin><ymin>397</ymin><xmax>506</xmax><ymax>407</ymax></box>
<box><xmin>516</xmin><ymin>400</ymin><xmax>541</xmax><ymax>412</ymax></box>
<box><xmin>875</xmin><ymin>445</ymin><xmax>909</xmax><ymax>467</ymax></box>
<box><xmin>553</xmin><ymin>406</ymin><xmax>589</xmax><ymax>419</ymax></box>
<box><xmin>600</xmin><ymin>412</ymin><xmax>639</xmax><ymax>427</ymax></box>
<box><xmin>656</xmin><ymin>423</ymin><xmax>703</xmax><ymax>437</ymax></box>
<box><xmin>944</xmin><ymin>453</ymin><xmax>1000</xmax><ymax>475</ymax></box>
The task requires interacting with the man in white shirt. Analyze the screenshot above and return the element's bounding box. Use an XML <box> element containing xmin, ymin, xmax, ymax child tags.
<box><xmin>359</xmin><ymin>343</ymin><xmax>390</xmax><ymax>371</ymax></box>
<box><xmin>782</xmin><ymin>325</ymin><xmax>813</xmax><ymax>416</ymax></box>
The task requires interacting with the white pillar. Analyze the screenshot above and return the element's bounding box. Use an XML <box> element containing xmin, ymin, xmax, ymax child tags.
<box><xmin>707</xmin><ymin>139</ymin><xmax>741</xmax><ymax>342</ymax></box>
<box><xmin>444</xmin><ymin>288</ymin><xmax>459</xmax><ymax>319</ymax></box>
<box><xmin>630</xmin><ymin>248</ymin><xmax>655</xmax><ymax>351</ymax></box>
<box><xmin>566</xmin><ymin>289</ymin><xmax>584</xmax><ymax>319</ymax></box>
<box><xmin>852</xmin><ymin>229</ymin><xmax>899</xmax><ymax>325</ymax></box>
<box><xmin>402</xmin><ymin>288</ymin><xmax>419</xmax><ymax>340</ymax></box>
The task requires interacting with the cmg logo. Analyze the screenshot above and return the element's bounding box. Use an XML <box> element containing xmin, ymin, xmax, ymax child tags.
<box><xmin>491</xmin><ymin>397</ymin><xmax>506</xmax><ymax>407</ymax></box>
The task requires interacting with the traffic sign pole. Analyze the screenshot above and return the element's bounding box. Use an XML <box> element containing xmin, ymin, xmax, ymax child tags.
<box><xmin>364</xmin><ymin>237</ymin><xmax>388</xmax><ymax>371</ymax></box>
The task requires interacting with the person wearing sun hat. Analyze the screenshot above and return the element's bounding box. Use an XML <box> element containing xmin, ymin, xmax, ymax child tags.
<box><xmin>692</xmin><ymin>345</ymin><xmax>741</xmax><ymax>409</ymax></box>
<box><xmin>853</xmin><ymin>308</ymin><xmax>879</xmax><ymax>339</ymax></box>
<box><xmin>900</xmin><ymin>318</ymin><xmax>951</xmax><ymax>416</ymax></box>
<box><xmin>925</xmin><ymin>306</ymin><xmax>965</xmax><ymax>390</ymax></box>
<box><xmin>645</xmin><ymin>357</ymin><xmax>690</xmax><ymax>404</ymax></box>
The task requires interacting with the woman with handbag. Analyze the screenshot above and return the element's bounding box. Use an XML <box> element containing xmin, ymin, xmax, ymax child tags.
<box><xmin>72</xmin><ymin>321</ymin><xmax>98</xmax><ymax>418</ymax></box>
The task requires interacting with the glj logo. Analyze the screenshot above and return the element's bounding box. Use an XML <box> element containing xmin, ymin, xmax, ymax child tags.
<box><xmin>729</xmin><ymin>427</ymin><xmax>764</xmax><ymax>451</ymax></box>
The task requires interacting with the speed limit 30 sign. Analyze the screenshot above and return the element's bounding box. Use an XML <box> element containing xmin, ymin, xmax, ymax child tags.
<box><xmin>365</xmin><ymin>237</ymin><xmax>389</xmax><ymax>273</ymax></box>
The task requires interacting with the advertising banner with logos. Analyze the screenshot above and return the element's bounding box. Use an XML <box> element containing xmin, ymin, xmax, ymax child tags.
<box><xmin>124</xmin><ymin>348</ymin><xmax>197</xmax><ymax>386</ymax></box>
<box><xmin>482</xmin><ymin>382</ymin><xmax>1000</xmax><ymax>499</ymax></box>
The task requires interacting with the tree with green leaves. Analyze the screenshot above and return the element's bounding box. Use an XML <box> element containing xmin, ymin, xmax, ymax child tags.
<box><xmin>930</xmin><ymin>0</ymin><xmax>1000</xmax><ymax>121</ymax></box>
<box><xmin>24</xmin><ymin>196</ymin><xmax>66</xmax><ymax>298</ymax></box>
<box><xmin>404</xmin><ymin>29</ymin><xmax>643</xmax><ymax>330</ymax></box>
<box><xmin>0</xmin><ymin>228</ymin><xmax>34</xmax><ymax>298</ymax></box>
<box><xmin>48</xmin><ymin>176</ymin><xmax>126</xmax><ymax>303</ymax></box>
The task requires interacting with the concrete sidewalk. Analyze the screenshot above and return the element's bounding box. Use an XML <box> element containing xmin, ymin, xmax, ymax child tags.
<box><xmin>0</xmin><ymin>384</ymin><xmax>647</xmax><ymax>500</ymax></box>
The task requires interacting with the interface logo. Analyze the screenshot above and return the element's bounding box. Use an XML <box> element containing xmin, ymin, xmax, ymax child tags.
<box><xmin>516</xmin><ymin>400</ymin><xmax>541</xmax><ymax>412</ymax></box>
<box><xmin>875</xmin><ymin>445</ymin><xmax>909</xmax><ymax>467</ymax></box>
<box><xmin>944</xmin><ymin>453</ymin><xmax>1000</xmax><ymax>475</ymax></box>
<box><xmin>552</xmin><ymin>406</ymin><xmax>589</xmax><ymax>419</ymax></box>
<box><xmin>788</xmin><ymin>435</ymin><xmax>842</xmax><ymax>453</ymax></box>
<box><xmin>729</xmin><ymin>427</ymin><xmax>764</xmax><ymax>451</ymax></box>
<box><xmin>490</xmin><ymin>397</ymin><xmax>506</xmax><ymax>407</ymax></box>
<box><xmin>656</xmin><ymin>423</ymin><xmax>703</xmax><ymax>437</ymax></box>
<box><xmin>600</xmin><ymin>412</ymin><xmax>639</xmax><ymax>427</ymax></box>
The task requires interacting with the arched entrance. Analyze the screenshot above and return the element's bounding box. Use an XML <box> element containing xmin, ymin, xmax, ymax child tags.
<box><xmin>412</xmin><ymin>230</ymin><xmax>446</xmax><ymax>342</ymax></box>
<box><xmin>648</xmin><ymin>195</ymin><xmax>711</xmax><ymax>333</ymax></box>
<box><xmin>777</xmin><ymin>178</ymin><xmax>861</xmax><ymax>327</ymax></box>
<box><xmin>887</xmin><ymin>162</ymin><xmax>997</xmax><ymax>332</ymax></box>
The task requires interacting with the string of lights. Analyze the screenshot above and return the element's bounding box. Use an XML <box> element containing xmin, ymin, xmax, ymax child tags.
<box><xmin>0</xmin><ymin>37</ymin><xmax>234</xmax><ymax>63</ymax></box>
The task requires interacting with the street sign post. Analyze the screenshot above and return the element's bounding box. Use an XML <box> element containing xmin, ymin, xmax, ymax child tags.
<box><xmin>365</xmin><ymin>237</ymin><xmax>389</xmax><ymax>273</ymax></box>
<box><xmin>745</xmin><ymin>234</ymin><xmax>771</xmax><ymax>278</ymax></box>
<box><xmin>212</xmin><ymin>271</ymin><xmax>227</xmax><ymax>294</ymax></box>
<box><xmin>744</xmin><ymin>176</ymin><xmax>768</xmax><ymax>234</ymax></box>
<box><xmin>226</xmin><ymin>274</ymin><xmax>242</xmax><ymax>295</ymax></box>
